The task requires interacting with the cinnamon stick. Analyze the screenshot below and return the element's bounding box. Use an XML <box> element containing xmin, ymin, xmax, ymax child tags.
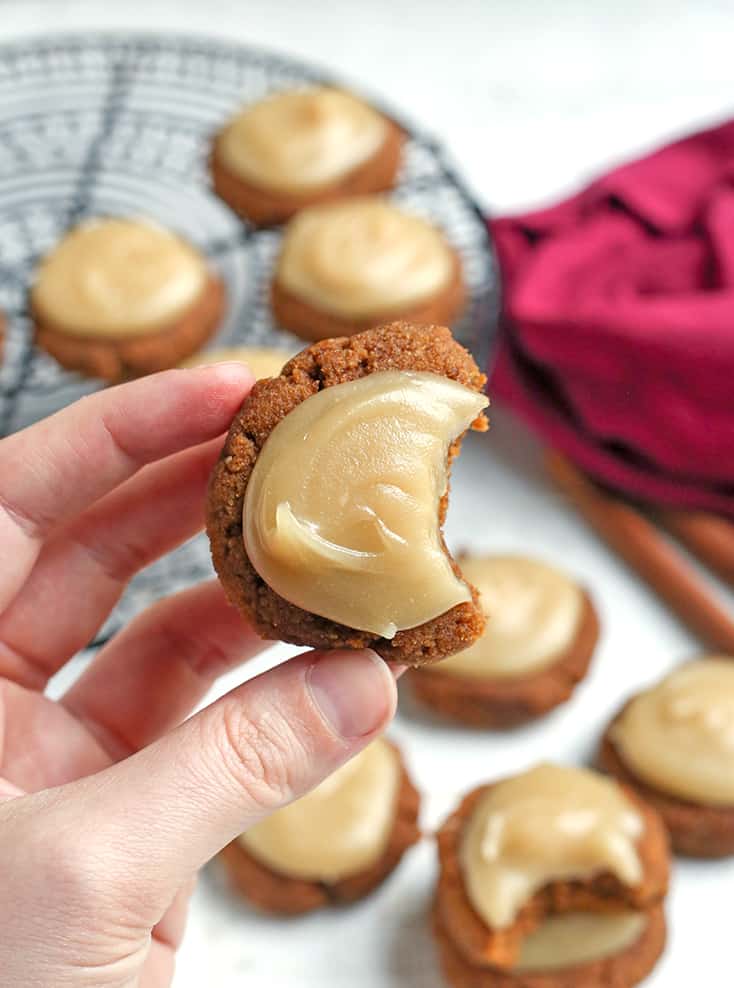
<box><xmin>546</xmin><ymin>452</ymin><xmax>734</xmax><ymax>654</ymax></box>
<box><xmin>658</xmin><ymin>509</ymin><xmax>734</xmax><ymax>587</ymax></box>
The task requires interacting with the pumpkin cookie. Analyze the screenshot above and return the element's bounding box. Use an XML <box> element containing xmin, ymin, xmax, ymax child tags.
<box><xmin>210</xmin><ymin>86</ymin><xmax>403</xmax><ymax>226</ymax></box>
<box><xmin>599</xmin><ymin>657</ymin><xmax>734</xmax><ymax>858</ymax></box>
<box><xmin>220</xmin><ymin>738</ymin><xmax>420</xmax><ymax>914</ymax></box>
<box><xmin>31</xmin><ymin>218</ymin><xmax>225</xmax><ymax>381</ymax></box>
<box><xmin>432</xmin><ymin>902</ymin><xmax>667</xmax><ymax>988</ymax></box>
<box><xmin>271</xmin><ymin>197</ymin><xmax>465</xmax><ymax>341</ymax></box>
<box><xmin>182</xmin><ymin>345</ymin><xmax>293</xmax><ymax>380</ymax></box>
<box><xmin>434</xmin><ymin>764</ymin><xmax>669</xmax><ymax>987</ymax></box>
<box><xmin>407</xmin><ymin>556</ymin><xmax>599</xmax><ymax>727</ymax></box>
<box><xmin>206</xmin><ymin>321</ymin><xmax>488</xmax><ymax>666</ymax></box>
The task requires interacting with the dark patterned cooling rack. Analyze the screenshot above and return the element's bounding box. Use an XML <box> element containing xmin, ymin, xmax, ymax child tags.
<box><xmin>0</xmin><ymin>32</ymin><xmax>500</xmax><ymax>647</ymax></box>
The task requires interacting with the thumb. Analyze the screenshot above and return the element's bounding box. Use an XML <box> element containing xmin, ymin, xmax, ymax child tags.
<box><xmin>64</xmin><ymin>648</ymin><xmax>396</xmax><ymax>914</ymax></box>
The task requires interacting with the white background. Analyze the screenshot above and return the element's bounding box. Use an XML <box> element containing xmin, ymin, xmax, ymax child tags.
<box><xmin>4</xmin><ymin>2</ymin><xmax>734</xmax><ymax>986</ymax></box>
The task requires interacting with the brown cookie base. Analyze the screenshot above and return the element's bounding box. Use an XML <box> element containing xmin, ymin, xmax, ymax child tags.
<box><xmin>407</xmin><ymin>591</ymin><xmax>599</xmax><ymax>728</ymax></box>
<box><xmin>218</xmin><ymin>743</ymin><xmax>421</xmax><ymax>914</ymax></box>
<box><xmin>32</xmin><ymin>275</ymin><xmax>225</xmax><ymax>382</ymax></box>
<box><xmin>210</xmin><ymin>118</ymin><xmax>404</xmax><ymax>227</ymax></box>
<box><xmin>432</xmin><ymin>900</ymin><xmax>666</xmax><ymax>988</ymax></box>
<box><xmin>206</xmin><ymin>321</ymin><xmax>488</xmax><ymax>666</ymax></box>
<box><xmin>271</xmin><ymin>249</ymin><xmax>466</xmax><ymax>343</ymax></box>
<box><xmin>436</xmin><ymin>783</ymin><xmax>669</xmax><ymax>971</ymax></box>
<box><xmin>598</xmin><ymin>718</ymin><xmax>734</xmax><ymax>858</ymax></box>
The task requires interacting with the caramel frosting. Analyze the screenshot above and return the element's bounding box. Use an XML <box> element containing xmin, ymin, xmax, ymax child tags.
<box><xmin>32</xmin><ymin>218</ymin><xmax>208</xmax><ymax>338</ymax></box>
<box><xmin>436</xmin><ymin>556</ymin><xmax>584</xmax><ymax>679</ymax></box>
<box><xmin>515</xmin><ymin>911</ymin><xmax>647</xmax><ymax>972</ymax></box>
<box><xmin>460</xmin><ymin>764</ymin><xmax>644</xmax><ymax>929</ymax></box>
<box><xmin>238</xmin><ymin>739</ymin><xmax>400</xmax><ymax>881</ymax></box>
<box><xmin>243</xmin><ymin>370</ymin><xmax>487</xmax><ymax>638</ymax></box>
<box><xmin>276</xmin><ymin>198</ymin><xmax>454</xmax><ymax>319</ymax></box>
<box><xmin>611</xmin><ymin>657</ymin><xmax>734</xmax><ymax>806</ymax></box>
<box><xmin>216</xmin><ymin>87</ymin><xmax>388</xmax><ymax>194</ymax></box>
<box><xmin>182</xmin><ymin>345</ymin><xmax>290</xmax><ymax>379</ymax></box>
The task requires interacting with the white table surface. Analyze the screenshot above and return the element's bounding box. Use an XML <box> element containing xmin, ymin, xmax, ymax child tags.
<box><xmin>9</xmin><ymin>2</ymin><xmax>734</xmax><ymax>986</ymax></box>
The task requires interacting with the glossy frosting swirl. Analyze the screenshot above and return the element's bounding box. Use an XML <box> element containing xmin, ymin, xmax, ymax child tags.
<box><xmin>243</xmin><ymin>370</ymin><xmax>487</xmax><ymax>638</ymax></box>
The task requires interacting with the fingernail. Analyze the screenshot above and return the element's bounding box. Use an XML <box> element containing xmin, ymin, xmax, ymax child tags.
<box><xmin>307</xmin><ymin>650</ymin><xmax>396</xmax><ymax>739</ymax></box>
<box><xmin>0</xmin><ymin>778</ymin><xmax>24</xmax><ymax>802</ymax></box>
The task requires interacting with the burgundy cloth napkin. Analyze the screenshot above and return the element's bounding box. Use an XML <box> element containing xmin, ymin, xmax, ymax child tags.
<box><xmin>489</xmin><ymin>119</ymin><xmax>734</xmax><ymax>516</ymax></box>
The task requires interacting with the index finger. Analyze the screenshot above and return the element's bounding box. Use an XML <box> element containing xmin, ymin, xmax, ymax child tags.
<box><xmin>0</xmin><ymin>363</ymin><xmax>251</xmax><ymax>611</ymax></box>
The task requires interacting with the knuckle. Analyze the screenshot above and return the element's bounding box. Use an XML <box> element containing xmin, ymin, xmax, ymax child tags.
<box><xmin>215</xmin><ymin>699</ymin><xmax>309</xmax><ymax>812</ymax></box>
<box><xmin>73</xmin><ymin>527</ymin><xmax>152</xmax><ymax>586</ymax></box>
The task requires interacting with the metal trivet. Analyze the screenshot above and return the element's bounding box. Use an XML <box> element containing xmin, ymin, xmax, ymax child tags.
<box><xmin>0</xmin><ymin>33</ymin><xmax>500</xmax><ymax>646</ymax></box>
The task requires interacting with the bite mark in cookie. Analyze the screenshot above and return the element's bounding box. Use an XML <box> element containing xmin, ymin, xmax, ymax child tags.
<box><xmin>434</xmin><ymin>763</ymin><xmax>669</xmax><ymax>986</ymax></box>
<box><xmin>206</xmin><ymin>321</ymin><xmax>488</xmax><ymax>666</ymax></box>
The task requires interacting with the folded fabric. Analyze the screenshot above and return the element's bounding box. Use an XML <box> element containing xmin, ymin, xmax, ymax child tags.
<box><xmin>489</xmin><ymin>119</ymin><xmax>734</xmax><ymax>516</ymax></box>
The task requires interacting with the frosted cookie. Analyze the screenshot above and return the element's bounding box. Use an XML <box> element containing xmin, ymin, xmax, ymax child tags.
<box><xmin>206</xmin><ymin>321</ymin><xmax>488</xmax><ymax>666</ymax></box>
<box><xmin>434</xmin><ymin>764</ymin><xmax>669</xmax><ymax>988</ymax></box>
<box><xmin>182</xmin><ymin>345</ymin><xmax>292</xmax><ymax>380</ymax></box>
<box><xmin>220</xmin><ymin>738</ymin><xmax>420</xmax><ymax>914</ymax></box>
<box><xmin>433</xmin><ymin>905</ymin><xmax>667</xmax><ymax>988</ymax></box>
<box><xmin>210</xmin><ymin>86</ymin><xmax>403</xmax><ymax>226</ymax></box>
<box><xmin>31</xmin><ymin>218</ymin><xmax>225</xmax><ymax>381</ymax></box>
<box><xmin>599</xmin><ymin>657</ymin><xmax>734</xmax><ymax>857</ymax></box>
<box><xmin>271</xmin><ymin>197</ymin><xmax>465</xmax><ymax>341</ymax></box>
<box><xmin>408</xmin><ymin>556</ymin><xmax>599</xmax><ymax>727</ymax></box>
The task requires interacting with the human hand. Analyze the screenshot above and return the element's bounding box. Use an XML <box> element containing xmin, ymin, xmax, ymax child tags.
<box><xmin>0</xmin><ymin>365</ymin><xmax>397</xmax><ymax>988</ymax></box>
